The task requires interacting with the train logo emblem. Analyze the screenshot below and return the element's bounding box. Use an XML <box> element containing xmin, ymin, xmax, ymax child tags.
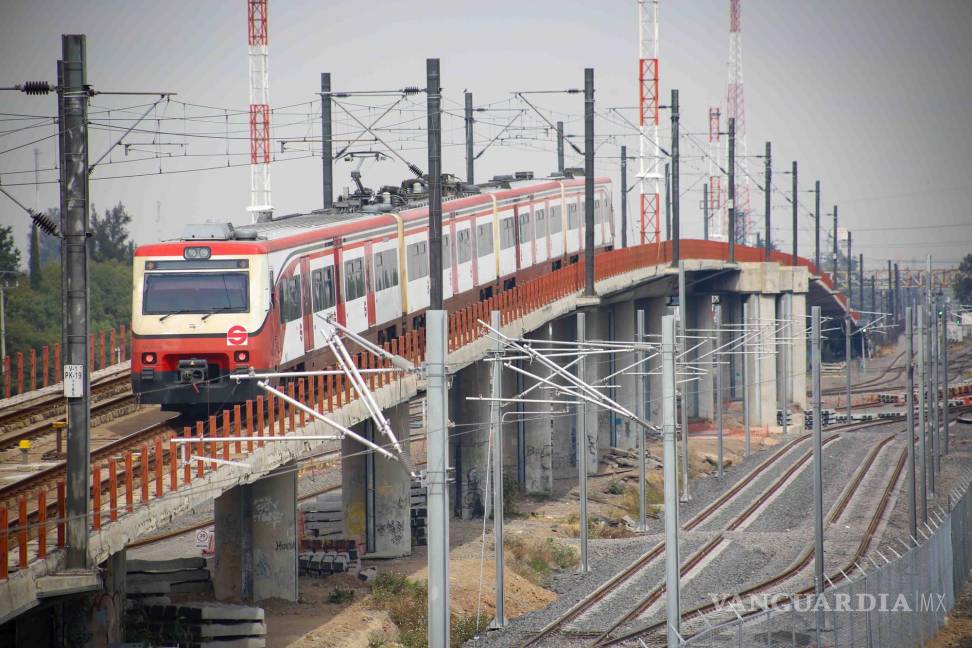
<box><xmin>226</xmin><ymin>325</ymin><xmax>248</xmax><ymax>346</ymax></box>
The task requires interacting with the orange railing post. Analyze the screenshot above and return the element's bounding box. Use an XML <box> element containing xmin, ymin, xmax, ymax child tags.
<box><xmin>208</xmin><ymin>415</ymin><xmax>218</xmax><ymax>471</ymax></box>
<box><xmin>196</xmin><ymin>420</ymin><xmax>205</xmax><ymax>477</ymax></box>
<box><xmin>297</xmin><ymin>380</ymin><xmax>305</xmax><ymax>428</ymax></box>
<box><xmin>257</xmin><ymin>396</ymin><xmax>265</xmax><ymax>447</ymax></box>
<box><xmin>154</xmin><ymin>439</ymin><xmax>163</xmax><ymax>498</ymax></box>
<box><xmin>92</xmin><ymin>467</ymin><xmax>102</xmax><ymax>530</ymax></box>
<box><xmin>234</xmin><ymin>404</ymin><xmax>242</xmax><ymax>454</ymax></box>
<box><xmin>279</xmin><ymin>389</ymin><xmax>287</xmax><ymax>435</ymax></box>
<box><xmin>124</xmin><ymin>453</ymin><xmax>134</xmax><ymax>513</ymax></box>
<box><xmin>141</xmin><ymin>444</ymin><xmax>150</xmax><ymax>502</ymax></box>
<box><xmin>108</xmin><ymin>458</ymin><xmax>118</xmax><ymax>522</ymax></box>
<box><xmin>246</xmin><ymin>400</ymin><xmax>254</xmax><ymax>453</ymax></box>
<box><xmin>222</xmin><ymin>410</ymin><xmax>231</xmax><ymax>462</ymax></box>
<box><xmin>170</xmin><ymin>439</ymin><xmax>178</xmax><ymax>492</ymax></box>
<box><xmin>183</xmin><ymin>426</ymin><xmax>192</xmax><ymax>484</ymax></box>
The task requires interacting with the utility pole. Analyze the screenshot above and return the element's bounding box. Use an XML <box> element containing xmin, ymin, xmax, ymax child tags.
<box><xmin>661</xmin><ymin>314</ymin><xmax>681</xmax><ymax>647</ymax></box>
<box><xmin>763</xmin><ymin>141</ymin><xmax>771</xmax><ymax>261</ymax></box>
<box><xmin>556</xmin><ymin>120</ymin><xmax>565</xmax><ymax>174</ymax></box>
<box><xmin>943</xmin><ymin>299</ymin><xmax>950</xmax><ymax>455</ymax></box>
<box><xmin>870</xmin><ymin>276</ymin><xmax>876</xmax><ymax>317</ymax></box>
<box><xmin>895</xmin><ymin>263</ymin><xmax>901</xmax><ymax>326</ymax></box>
<box><xmin>931</xmin><ymin>294</ymin><xmax>940</xmax><ymax>476</ymax></box>
<box><xmin>847</xmin><ymin>232</ymin><xmax>853</xmax><ymax>310</ymax></box>
<box><xmin>832</xmin><ymin>205</ymin><xmax>839</xmax><ymax>286</ymax></box>
<box><xmin>664</xmin><ymin>163</ymin><xmax>671</xmax><ymax>241</ymax></box>
<box><xmin>703</xmin><ymin>183</ymin><xmax>710</xmax><ymax>241</ymax></box>
<box><xmin>678</xmin><ymin>262</ymin><xmax>690</xmax><ymax>501</ymax></box>
<box><xmin>858</xmin><ymin>254</ymin><xmax>864</xmax><ymax>314</ymax></box>
<box><xmin>620</xmin><ymin>145</ymin><xmax>628</xmax><ymax>249</ymax></box>
<box><xmin>636</xmin><ymin>309</ymin><xmax>648</xmax><ymax>530</ymax></box>
<box><xmin>791</xmin><ymin>161</ymin><xmax>798</xmax><ymax>265</ymax></box>
<box><xmin>424</xmin><ymin>57</ymin><xmax>449</xmax><ymax>648</ymax></box>
<box><xmin>464</xmin><ymin>91</ymin><xmax>474</xmax><ymax>185</ymax></box>
<box><xmin>845</xmin><ymin>316</ymin><xmax>852</xmax><ymax>423</ymax></box>
<box><xmin>887</xmin><ymin>260</ymin><xmax>894</xmax><ymax>323</ymax></box>
<box><xmin>814</xmin><ymin>181</ymin><xmax>821</xmax><ymax>271</ymax></box>
<box><xmin>320</xmin><ymin>72</ymin><xmax>333</xmax><ymax>210</ymax></box>
<box><xmin>714</xmin><ymin>300</ymin><xmax>724</xmax><ymax>478</ymax></box>
<box><xmin>583</xmin><ymin>68</ymin><xmax>595</xmax><ymax>298</ymax></box>
<box><xmin>489</xmin><ymin>310</ymin><xmax>505</xmax><ymax>627</ymax></box>
<box><xmin>782</xmin><ymin>294</ymin><xmax>790</xmax><ymax>436</ymax></box>
<box><xmin>905</xmin><ymin>307</ymin><xmax>918</xmax><ymax>540</ymax></box>
<box><xmin>577</xmin><ymin>311</ymin><xmax>590</xmax><ymax>571</ymax></box>
<box><xmin>59</xmin><ymin>34</ymin><xmax>91</xmax><ymax>570</ymax></box>
<box><xmin>670</xmin><ymin>89</ymin><xmax>680</xmax><ymax>265</ymax></box>
<box><xmin>810</xmin><ymin>306</ymin><xmax>825</xmax><ymax>647</ymax></box>
<box><xmin>742</xmin><ymin>299</ymin><xmax>751</xmax><ymax>456</ymax></box>
<box><xmin>918</xmin><ymin>307</ymin><xmax>930</xmax><ymax>512</ymax></box>
<box><xmin>728</xmin><ymin>118</ymin><xmax>736</xmax><ymax>263</ymax></box>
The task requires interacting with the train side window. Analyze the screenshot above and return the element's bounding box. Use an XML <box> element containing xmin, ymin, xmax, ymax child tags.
<box><xmin>535</xmin><ymin>208</ymin><xmax>546</xmax><ymax>239</ymax></box>
<box><xmin>280</xmin><ymin>275</ymin><xmax>301</xmax><ymax>322</ymax></box>
<box><xmin>311</xmin><ymin>267</ymin><xmax>336</xmax><ymax>311</ymax></box>
<box><xmin>568</xmin><ymin>202</ymin><xmax>579</xmax><ymax>230</ymax></box>
<box><xmin>278</xmin><ymin>284</ymin><xmax>286</xmax><ymax>323</ymax></box>
<box><xmin>456</xmin><ymin>228</ymin><xmax>471</xmax><ymax>263</ymax></box>
<box><xmin>344</xmin><ymin>258</ymin><xmax>366</xmax><ymax>301</ymax></box>
<box><xmin>374</xmin><ymin>249</ymin><xmax>399</xmax><ymax>291</ymax></box>
<box><xmin>443</xmin><ymin>233</ymin><xmax>452</xmax><ymax>269</ymax></box>
<box><xmin>407</xmin><ymin>241</ymin><xmax>429</xmax><ymax>279</ymax></box>
<box><xmin>519</xmin><ymin>211</ymin><xmax>532</xmax><ymax>243</ymax></box>
<box><xmin>549</xmin><ymin>205</ymin><xmax>562</xmax><ymax>234</ymax></box>
<box><xmin>477</xmin><ymin>223</ymin><xmax>493</xmax><ymax>257</ymax></box>
<box><xmin>500</xmin><ymin>217</ymin><xmax>516</xmax><ymax>249</ymax></box>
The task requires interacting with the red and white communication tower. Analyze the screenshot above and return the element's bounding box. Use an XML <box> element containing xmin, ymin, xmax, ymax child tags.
<box><xmin>637</xmin><ymin>0</ymin><xmax>661</xmax><ymax>245</ymax></box>
<box><xmin>707</xmin><ymin>107</ymin><xmax>724</xmax><ymax>240</ymax></box>
<box><xmin>726</xmin><ymin>0</ymin><xmax>751</xmax><ymax>243</ymax></box>
<box><xmin>247</xmin><ymin>0</ymin><xmax>272</xmax><ymax>222</ymax></box>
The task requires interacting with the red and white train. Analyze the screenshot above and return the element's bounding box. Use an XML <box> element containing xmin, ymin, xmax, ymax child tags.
<box><xmin>131</xmin><ymin>174</ymin><xmax>613</xmax><ymax>410</ymax></box>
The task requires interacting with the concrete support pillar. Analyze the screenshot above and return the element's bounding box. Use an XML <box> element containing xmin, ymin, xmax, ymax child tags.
<box><xmin>791</xmin><ymin>292</ymin><xmax>808</xmax><ymax>411</ymax></box>
<box><xmin>583</xmin><ymin>309</ymin><xmax>610</xmax><ymax>468</ymax></box>
<box><xmin>524</xmin><ymin>323</ymin><xmax>554</xmax><ymax>495</ymax></box>
<box><xmin>455</xmin><ymin>360</ymin><xmax>491</xmax><ymax>519</ymax></box>
<box><xmin>613</xmin><ymin>300</ymin><xmax>638</xmax><ymax>450</ymax></box>
<box><xmin>341</xmin><ymin>404</ymin><xmax>412</xmax><ymax>553</ymax></box>
<box><xmin>753</xmin><ymin>294</ymin><xmax>779</xmax><ymax>427</ymax></box>
<box><xmin>643</xmin><ymin>297</ymin><xmax>668</xmax><ymax>424</ymax></box>
<box><xmin>214</xmin><ymin>463</ymin><xmax>298</xmax><ymax>602</ymax></box>
<box><xmin>694</xmin><ymin>296</ymin><xmax>715</xmax><ymax>421</ymax></box>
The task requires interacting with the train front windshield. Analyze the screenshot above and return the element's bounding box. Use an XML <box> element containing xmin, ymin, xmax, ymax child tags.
<box><xmin>142</xmin><ymin>272</ymin><xmax>249</xmax><ymax>314</ymax></box>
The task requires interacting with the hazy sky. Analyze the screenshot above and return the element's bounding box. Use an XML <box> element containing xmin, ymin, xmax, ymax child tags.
<box><xmin>1</xmin><ymin>0</ymin><xmax>970</xmax><ymax>270</ymax></box>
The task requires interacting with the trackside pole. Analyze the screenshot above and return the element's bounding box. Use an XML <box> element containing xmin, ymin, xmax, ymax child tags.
<box><xmin>918</xmin><ymin>308</ymin><xmax>929</xmax><ymax>521</ymax></box>
<box><xmin>636</xmin><ymin>309</ymin><xmax>648</xmax><ymax>531</ymax></box>
<box><xmin>811</xmin><ymin>306</ymin><xmax>825</xmax><ymax>646</ymax></box>
<box><xmin>678</xmin><ymin>261</ymin><xmax>690</xmax><ymax>501</ymax></box>
<box><xmin>577</xmin><ymin>311</ymin><xmax>590</xmax><ymax>573</ymax></box>
<box><xmin>845</xmin><ymin>316</ymin><xmax>852</xmax><ymax>423</ymax></box>
<box><xmin>662</xmin><ymin>314</ymin><xmax>681</xmax><ymax>646</ymax></box>
<box><xmin>943</xmin><ymin>300</ymin><xmax>950</xmax><ymax>455</ymax></box>
<box><xmin>782</xmin><ymin>294</ymin><xmax>790</xmax><ymax>436</ymax></box>
<box><xmin>742</xmin><ymin>300</ymin><xmax>751</xmax><ymax>457</ymax></box>
<box><xmin>489</xmin><ymin>310</ymin><xmax>506</xmax><ymax>627</ymax></box>
<box><xmin>931</xmin><ymin>297</ymin><xmax>940</xmax><ymax>476</ymax></box>
<box><xmin>905</xmin><ymin>307</ymin><xmax>918</xmax><ymax>540</ymax></box>
<box><xmin>714</xmin><ymin>302</ymin><xmax>724</xmax><ymax>478</ymax></box>
<box><xmin>426</xmin><ymin>310</ymin><xmax>449</xmax><ymax>648</ymax></box>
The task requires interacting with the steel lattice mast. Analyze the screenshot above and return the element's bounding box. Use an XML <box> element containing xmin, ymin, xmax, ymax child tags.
<box><xmin>638</xmin><ymin>0</ymin><xmax>661</xmax><ymax>245</ymax></box>
<box><xmin>726</xmin><ymin>0</ymin><xmax>750</xmax><ymax>243</ymax></box>
<box><xmin>247</xmin><ymin>0</ymin><xmax>272</xmax><ymax>222</ymax></box>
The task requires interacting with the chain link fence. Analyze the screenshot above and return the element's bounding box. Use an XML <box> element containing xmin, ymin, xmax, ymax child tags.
<box><xmin>683</xmin><ymin>472</ymin><xmax>972</xmax><ymax>647</ymax></box>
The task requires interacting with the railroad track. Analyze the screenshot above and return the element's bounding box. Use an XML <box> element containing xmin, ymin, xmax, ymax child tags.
<box><xmin>592</xmin><ymin>432</ymin><xmax>898</xmax><ymax>646</ymax></box>
<box><xmin>0</xmin><ymin>370</ymin><xmax>132</xmax><ymax>432</ymax></box>
<box><xmin>599</xmin><ymin>406</ymin><xmax>972</xmax><ymax>646</ymax></box>
<box><xmin>521</xmin><ymin>417</ymin><xmax>898</xmax><ymax>647</ymax></box>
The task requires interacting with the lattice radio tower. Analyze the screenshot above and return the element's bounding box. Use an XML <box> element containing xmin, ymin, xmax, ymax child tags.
<box><xmin>726</xmin><ymin>0</ymin><xmax>751</xmax><ymax>243</ymax></box>
<box><xmin>247</xmin><ymin>0</ymin><xmax>273</xmax><ymax>222</ymax></box>
<box><xmin>638</xmin><ymin>0</ymin><xmax>661</xmax><ymax>245</ymax></box>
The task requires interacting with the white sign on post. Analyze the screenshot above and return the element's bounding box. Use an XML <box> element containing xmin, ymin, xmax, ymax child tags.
<box><xmin>63</xmin><ymin>364</ymin><xmax>84</xmax><ymax>398</ymax></box>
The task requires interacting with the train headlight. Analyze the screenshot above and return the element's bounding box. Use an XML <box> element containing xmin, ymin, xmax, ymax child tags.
<box><xmin>183</xmin><ymin>246</ymin><xmax>211</xmax><ymax>260</ymax></box>
<box><xmin>141</xmin><ymin>352</ymin><xmax>157</xmax><ymax>365</ymax></box>
<box><xmin>234</xmin><ymin>350</ymin><xmax>250</xmax><ymax>363</ymax></box>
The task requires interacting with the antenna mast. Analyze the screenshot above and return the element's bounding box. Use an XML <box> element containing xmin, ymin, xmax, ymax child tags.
<box><xmin>638</xmin><ymin>1</ymin><xmax>661</xmax><ymax>246</ymax></box>
<box><xmin>247</xmin><ymin>0</ymin><xmax>272</xmax><ymax>222</ymax></box>
<box><xmin>726</xmin><ymin>0</ymin><xmax>750</xmax><ymax>243</ymax></box>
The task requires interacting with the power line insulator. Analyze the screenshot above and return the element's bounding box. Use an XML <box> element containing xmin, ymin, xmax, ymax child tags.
<box><xmin>30</xmin><ymin>210</ymin><xmax>59</xmax><ymax>237</ymax></box>
<box><xmin>21</xmin><ymin>81</ymin><xmax>52</xmax><ymax>95</ymax></box>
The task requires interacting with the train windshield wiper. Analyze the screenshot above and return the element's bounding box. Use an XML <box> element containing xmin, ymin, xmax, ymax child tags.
<box><xmin>201</xmin><ymin>307</ymin><xmax>235</xmax><ymax>321</ymax></box>
<box><xmin>159</xmin><ymin>309</ymin><xmax>193</xmax><ymax>322</ymax></box>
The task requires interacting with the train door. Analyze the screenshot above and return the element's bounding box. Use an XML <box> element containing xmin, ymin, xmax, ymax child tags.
<box><xmin>309</xmin><ymin>253</ymin><xmax>338</xmax><ymax>351</ymax></box>
<box><xmin>300</xmin><ymin>257</ymin><xmax>314</xmax><ymax>354</ymax></box>
<box><xmin>279</xmin><ymin>261</ymin><xmax>305</xmax><ymax>365</ymax></box>
<box><xmin>342</xmin><ymin>245</ymin><xmax>369</xmax><ymax>334</ymax></box>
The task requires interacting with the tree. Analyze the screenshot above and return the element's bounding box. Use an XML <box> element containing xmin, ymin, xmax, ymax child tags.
<box><xmin>0</xmin><ymin>225</ymin><xmax>21</xmax><ymax>273</ymax></box>
<box><xmin>954</xmin><ymin>254</ymin><xmax>972</xmax><ymax>305</ymax></box>
<box><xmin>89</xmin><ymin>202</ymin><xmax>134</xmax><ymax>263</ymax></box>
